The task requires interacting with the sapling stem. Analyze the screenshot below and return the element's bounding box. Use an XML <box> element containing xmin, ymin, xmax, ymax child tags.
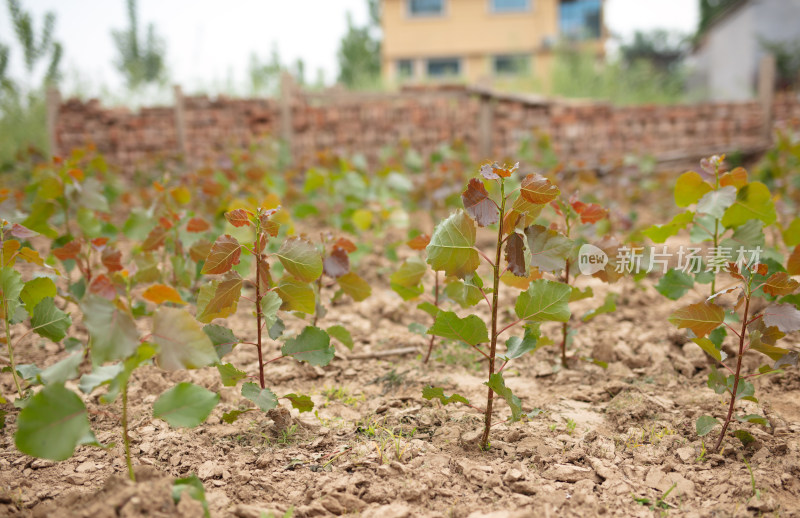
<box><xmin>4</xmin><ymin>315</ymin><xmax>22</xmax><ymax>397</ymax></box>
<box><xmin>560</xmin><ymin>259</ymin><xmax>571</xmax><ymax>368</ymax></box>
<box><xmin>254</xmin><ymin>213</ymin><xmax>266</xmax><ymax>390</ymax></box>
<box><xmin>423</xmin><ymin>271</ymin><xmax>440</xmax><ymax>364</ymax></box>
<box><xmin>480</xmin><ymin>178</ymin><xmax>505</xmax><ymax>451</ymax></box>
<box><xmin>713</xmin><ymin>280</ymin><xmax>752</xmax><ymax>453</ymax></box>
<box><xmin>121</xmin><ymin>381</ymin><xmax>135</xmax><ymax>481</ymax></box>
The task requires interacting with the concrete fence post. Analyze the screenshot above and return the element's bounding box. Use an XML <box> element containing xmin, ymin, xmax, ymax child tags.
<box><xmin>173</xmin><ymin>84</ymin><xmax>188</xmax><ymax>162</ymax></box>
<box><xmin>45</xmin><ymin>86</ymin><xmax>61</xmax><ymax>158</ymax></box>
<box><xmin>280</xmin><ymin>72</ymin><xmax>295</xmax><ymax>165</ymax></box>
<box><xmin>758</xmin><ymin>54</ymin><xmax>776</xmax><ymax>144</ymax></box>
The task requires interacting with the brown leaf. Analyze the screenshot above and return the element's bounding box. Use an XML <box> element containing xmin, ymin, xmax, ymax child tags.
<box><xmin>142</xmin><ymin>226</ymin><xmax>167</xmax><ymax>251</ymax></box>
<box><xmin>505</xmin><ymin>233</ymin><xmax>526</xmax><ymax>277</ymax></box>
<box><xmin>225</xmin><ymin>209</ymin><xmax>252</xmax><ymax>228</ymax></box>
<box><xmin>186</xmin><ymin>217</ymin><xmax>211</xmax><ymax>233</ymax></box>
<box><xmin>571</xmin><ymin>200</ymin><xmax>607</xmax><ymax>224</ymax></box>
<box><xmin>333</xmin><ymin>237</ymin><xmax>357</xmax><ymax>253</ymax></box>
<box><xmin>788</xmin><ymin>245</ymin><xmax>800</xmax><ymax>276</ymax></box>
<box><xmin>102</xmin><ymin>248</ymin><xmax>123</xmax><ymax>272</ymax></box>
<box><xmin>202</xmin><ymin>235</ymin><xmax>241</xmax><ymax>275</ymax></box>
<box><xmin>323</xmin><ymin>247</ymin><xmax>350</xmax><ymax>278</ymax></box>
<box><xmin>520</xmin><ymin>174</ymin><xmax>560</xmax><ymax>205</ymax></box>
<box><xmin>407</xmin><ymin>234</ymin><xmax>431</xmax><ymax>250</ymax></box>
<box><xmin>257</xmin><ymin>259</ymin><xmax>272</xmax><ymax>292</ymax></box>
<box><xmin>89</xmin><ymin>274</ymin><xmax>116</xmax><ymax>300</ymax></box>
<box><xmin>52</xmin><ymin>240</ymin><xmax>81</xmax><ymax>261</ymax></box>
<box><xmin>763</xmin><ymin>272</ymin><xmax>799</xmax><ymax>296</ymax></box>
<box><xmin>669</xmin><ymin>302</ymin><xmax>725</xmax><ymax>338</ymax></box>
<box><xmin>189</xmin><ymin>239</ymin><xmax>213</xmax><ymax>263</ymax></box>
<box><xmin>719</xmin><ymin>167</ymin><xmax>748</xmax><ymax>189</ymax></box>
<box><xmin>142</xmin><ymin>284</ymin><xmax>186</xmax><ymax>305</ymax></box>
<box><xmin>8</xmin><ymin>223</ymin><xmax>37</xmax><ymax>239</ymax></box>
<box><xmin>197</xmin><ymin>272</ymin><xmax>244</xmax><ymax>323</ymax></box>
<box><xmin>461</xmin><ymin>178</ymin><xmax>499</xmax><ymax>227</ymax></box>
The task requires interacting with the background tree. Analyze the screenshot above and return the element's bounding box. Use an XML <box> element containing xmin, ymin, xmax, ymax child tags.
<box><xmin>620</xmin><ymin>30</ymin><xmax>689</xmax><ymax>73</ymax></box>
<box><xmin>337</xmin><ymin>0</ymin><xmax>381</xmax><ymax>89</ymax></box>
<box><xmin>4</xmin><ymin>0</ymin><xmax>62</xmax><ymax>89</ymax></box>
<box><xmin>111</xmin><ymin>0</ymin><xmax>166</xmax><ymax>89</ymax></box>
<box><xmin>698</xmin><ymin>0</ymin><xmax>741</xmax><ymax>35</ymax></box>
<box><xmin>759</xmin><ymin>38</ymin><xmax>800</xmax><ymax>91</ymax></box>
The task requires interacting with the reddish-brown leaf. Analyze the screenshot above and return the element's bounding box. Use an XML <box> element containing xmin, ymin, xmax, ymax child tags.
<box><xmin>186</xmin><ymin>217</ymin><xmax>211</xmax><ymax>233</ymax></box>
<box><xmin>323</xmin><ymin>247</ymin><xmax>350</xmax><ymax>278</ymax></box>
<box><xmin>91</xmin><ymin>237</ymin><xmax>109</xmax><ymax>250</ymax></box>
<box><xmin>189</xmin><ymin>239</ymin><xmax>213</xmax><ymax>263</ymax></box>
<box><xmin>158</xmin><ymin>217</ymin><xmax>174</xmax><ymax>230</ymax></box>
<box><xmin>520</xmin><ymin>174</ymin><xmax>560</xmax><ymax>205</ymax></box>
<box><xmin>52</xmin><ymin>240</ymin><xmax>81</xmax><ymax>261</ymax></box>
<box><xmin>333</xmin><ymin>237</ymin><xmax>357</xmax><ymax>253</ymax></box>
<box><xmin>461</xmin><ymin>178</ymin><xmax>499</xmax><ymax>227</ymax></box>
<box><xmin>571</xmin><ymin>200</ymin><xmax>607</xmax><ymax>224</ymax></box>
<box><xmin>142</xmin><ymin>226</ymin><xmax>167</xmax><ymax>251</ymax></box>
<box><xmin>668</xmin><ymin>302</ymin><xmax>725</xmax><ymax>338</ymax></box>
<box><xmin>505</xmin><ymin>233</ymin><xmax>527</xmax><ymax>277</ymax></box>
<box><xmin>102</xmin><ymin>248</ymin><xmax>123</xmax><ymax>272</ymax></box>
<box><xmin>407</xmin><ymin>234</ymin><xmax>431</xmax><ymax>250</ymax></box>
<box><xmin>89</xmin><ymin>274</ymin><xmax>116</xmax><ymax>300</ymax></box>
<box><xmin>142</xmin><ymin>284</ymin><xmax>186</xmax><ymax>305</ymax></box>
<box><xmin>202</xmin><ymin>235</ymin><xmax>241</xmax><ymax>275</ymax></box>
<box><xmin>480</xmin><ymin>162</ymin><xmax>518</xmax><ymax>180</ymax></box>
<box><xmin>257</xmin><ymin>259</ymin><xmax>272</xmax><ymax>292</ymax></box>
<box><xmin>8</xmin><ymin>223</ymin><xmax>37</xmax><ymax>239</ymax></box>
<box><xmin>788</xmin><ymin>245</ymin><xmax>800</xmax><ymax>276</ymax></box>
<box><xmin>763</xmin><ymin>272</ymin><xmax>799</xmax><ymax>296</ymax></box>
<box><xmin>225</xmin><ymin>209</ymin><xmax>252</xmax><ymax>228</ymax></box>
<box><xmin>755</xmin><ymin>263</ymin><xmax>768</xmax><ymax>276</ymax></box>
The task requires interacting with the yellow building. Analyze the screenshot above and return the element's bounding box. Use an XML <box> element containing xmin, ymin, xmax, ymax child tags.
<box><xmin>381</xmin><ymin>0</ymin><xmax>605</xmax><ymax>85</ymax></box>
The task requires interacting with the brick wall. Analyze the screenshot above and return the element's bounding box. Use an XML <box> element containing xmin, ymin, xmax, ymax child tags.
<box><xmin>54</xmin><ymin>86</ymin><xmax>800</xmax><ymax>174</ymax></box>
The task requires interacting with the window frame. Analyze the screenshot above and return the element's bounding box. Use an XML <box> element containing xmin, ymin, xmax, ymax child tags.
<box><xmin>489</xmin><ymin>0</ymin><xmax>532</xmax><ymax>14</ymax></box>
<box><xmin>407</xmin><ymin>0</ymin><xmax>446</xmax><ymax>18</ymax></box>
<box><xmin>558</xmin><ymin>0</ymin><xmax>602</xmax><ymax>41</ymax></box>
<box><xmin>492</xmin><ymin>54</ymin><xmax>531</xmax><ymax>76</ymax></box>
<box><xmin>426</xmin><ymin>57</ymin><xmax>462</xmax><ymax>79</ymax></box>
<box><xmin>396</xmin><ymin>59</ymin><xmax>414</xmax><ymax>80</ymax></box>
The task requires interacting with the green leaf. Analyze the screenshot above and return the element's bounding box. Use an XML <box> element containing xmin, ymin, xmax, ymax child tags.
<box><xmin>444</xmin><ymin>278</ymin><xmax>484</xmax><ymax>308</ymax></box>
<box><xmin>524</xmin><ymin>225</ymin><xmax>573</xmax><ymax>273</ymax></box>
<box><xmin>720</xmin><ymin>219</ymin><xmax>765</xmax><ymax>251</ymax></box>
<box><xmin>485</xmin><ymin>373</ymin><xmax>524</xmax><ymax>422</ymax></box>
<box><xmin>221</xmin><ymin>409</ymin><xmax>252</xmax><ymax>424</ymax></box>
<box><xmin>734</xmin><ymin>429</ymin><xmax>756</xmax><ymax>447</ymax></box>
<box><xmin>196</xmin><ymin>273</ymin><xmax>243</xmax><ymax>323</ymax></box>
<box><xmin>337</xmin><ymin>272</ymin><xmax>371</xmax><ymax>302</ymax></box>
<box><xmin>275</xmin><ymin>276</ymin><xmax>316</xmax><ymax>314</ymax></box>
<box><xmin>642</xmin><ymin>211</ymin><xmax>694</xmax><ymax>243</ymax></box>
<box><xmin>569</xmin><ymin>286</ymin><xmax>593</xmax><ymax>302</ymax></box>
<box><xmin>327</xmin><ymin>325</ymin><xmax>354</xmax><ymax>350</ymax></box>
<box><xmin>275</xmin><ymin>237</ymin><xmax>323</xmax><ymax>282</ymax></box>
<box><xmin>241</xmin><ymin>382</ymin><xmax>278</xmax><ymax>412</ymax></box>
<box><xmin>582</xmin><ymin>292</ymin><xmax>617</xmax><ymax>322</ymax></box>
<box><xmin>30</xmin><ymin>297</ymin><xmax>71</xmax><ymax>342</ymax></box>
<box><xmin>79</xmin><ymin>364</ymin><xmax>124</xmax><ymax>394</ymax></box>
<box><xmin>284</xmin><ymin>393</ymin><xmax>314</xmax><ymax>413</ymax></box>
<box><xmin>281</xmin><ymin>326</ymin><xmax>334</xmax><ymax>366</ymax></box>
<box><xmin>656</xmin><ymin>269</ymin><xmax>695</xmax><ymax>300</ymax></box>
<box><xmin>709</xmin><ymin>326</ymin><xmax>727</xmax><ymax>348</ymax></box>
<box><xmin>153</xmin><ymin>308</ymin><xmax>219</xmax><ymax>370</ymax></box>
<box><xmin>783</xmin><ymin>218</ymin><xmax>800</xmax><ymax>247</ymax></box>
<box><xmin>0</xmin><ymin>266</ymin><xmax>23</xmax><ymax>320</ymax></box>
<box><xmin>20</xmin><ymin>277</ymin><xmax>57</xmax><ymax>313</ymax></box>
<box><xmin>172</xmin><ymin>475</ymin><xmax>210</xmax><ymax>518</ymax></box>
<box><xmin>692</xmin><ymin>337</ymin><xmax>723</xmax><ymax>362</ymax></box>
<box><xmin>696</xmin><ymin>186</ymin><xmax>736</xmax><ymax>218</ymax></box>
<box><xmin>426</xmin><ymin>210</ymin><xmax>480</xmax><ymax>278</ymax></box>
<box><xmin>216</xmin><ymin>363</ymin><xmax>247</xmax><ymax>387</ymax></box>
<box><xmin>40</xmin><ymin>353</ymin><xmax>82</xmax><ymax>385</ymax></box>
<box><xmin>428</xmin><ymin>310</ymin><xmax>489</xmax><ymax>346</ymax></box>
<box><xmin>721</xmin><ymin>182</ymin><xmax>776</xmax><ymax>228</ymax></box>
<box><xmin>695</xmin><ymin>415</ymin><xmax>719</xmax><ymax>437</ymax></box>
<box><xmin>736</xmin><ymin>414</ymin><xmax>768</xmax><ymax>426</ymax></box>
<box><xmin>422</xmin><ymin>386</ymin><xmax>470</xmax><ymax>406</ymax></box>
<box><xmin>101</xmin><ymin>344</ymin><xmax>157</xmax><ymax>404</ymax></box>
<box><xmin>15</xmin><ymin>384</ymin><xmax>95</xmax><ymax>461</ymax></box>
<box><xmin>269</xmin><ymin>318</ymin><xmax>285</xmax><ymax>340</ymax></box>
<box><xmin>515</xmin><ymin>279</ymin><xmax>571</xmax><ymax>322</ymax></box>
<box><xmin>416</xmin><ymin>302</ymin><xmax>440</xmax><ymax>318</ymax></box>
<box><xmin>261</xmin><ymin>291</ymin><xmax>282</xmax><ymax>329</ymax></box>
<box><xmin>81</xmin><ymin>294</ymin><xmax>139</xmax><ymax>365</ymax></box>
<box><xmin>203</xmin><ymin>324</ymin><xmax>238</xmax><ymax>359</ymax></box>
<box><xmin>153</xmin><ymin>382</ymin><xmax>219</xmax><ymax>428</ymax></box>
<box><xmin>505</xmin><ymin>324</ymin><xmax>544</xmax><ymax>359</ymax></box>
<box><xmin>675</xmin><ymin>171</ymin><xmax>712</xmax><ymax>207</ymax></box>
<box><xmin>390</xmin><ymin>257</ymin><xmax>426</xmax><ymax>301</ymax></box>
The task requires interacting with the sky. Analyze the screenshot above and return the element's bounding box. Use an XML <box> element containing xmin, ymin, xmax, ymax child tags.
<box><xmin>0</xmin><ymin>0</ymin><xmax>699</xmax><ymax>97</ymax></box>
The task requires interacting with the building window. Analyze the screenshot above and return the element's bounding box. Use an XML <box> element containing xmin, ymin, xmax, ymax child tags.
<box><xmin>397</xmin><ymin>60</ymin><xmax>414</xmax><ymax>80</ymax></box>
<box><xmin>490</xmin><ymin>0</ymin><xmax>531</xmax><ymax>13</ymax></box>
<box><xmin>559</xmin><ymin>0</ymin><xmax>602</xmax><ymax>40</ymax></box>
<box><xmin>493</xmin><ymin>54</ymin><xmax>530</xmax><ymax>76</ymax></box>
<box><xmin>408</xmin><ymin>0</ymin><xmax>444</xmax><ymax>16</ymax></box>
<box><xmin>426</xmin><ymin>58</ymin><xmax>460</xmax><ymax>78</ymax></box>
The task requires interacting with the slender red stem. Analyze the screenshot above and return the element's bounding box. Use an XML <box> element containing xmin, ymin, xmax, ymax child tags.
<box><xmin>560</xmin><ymin>260</ymin><xmax>571</xmax><ymax>368</ymax></box>
<box><xmin>423</xmin><ymin>271</ymin><xmax>440</xmax><ymax>364</ymax></box>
